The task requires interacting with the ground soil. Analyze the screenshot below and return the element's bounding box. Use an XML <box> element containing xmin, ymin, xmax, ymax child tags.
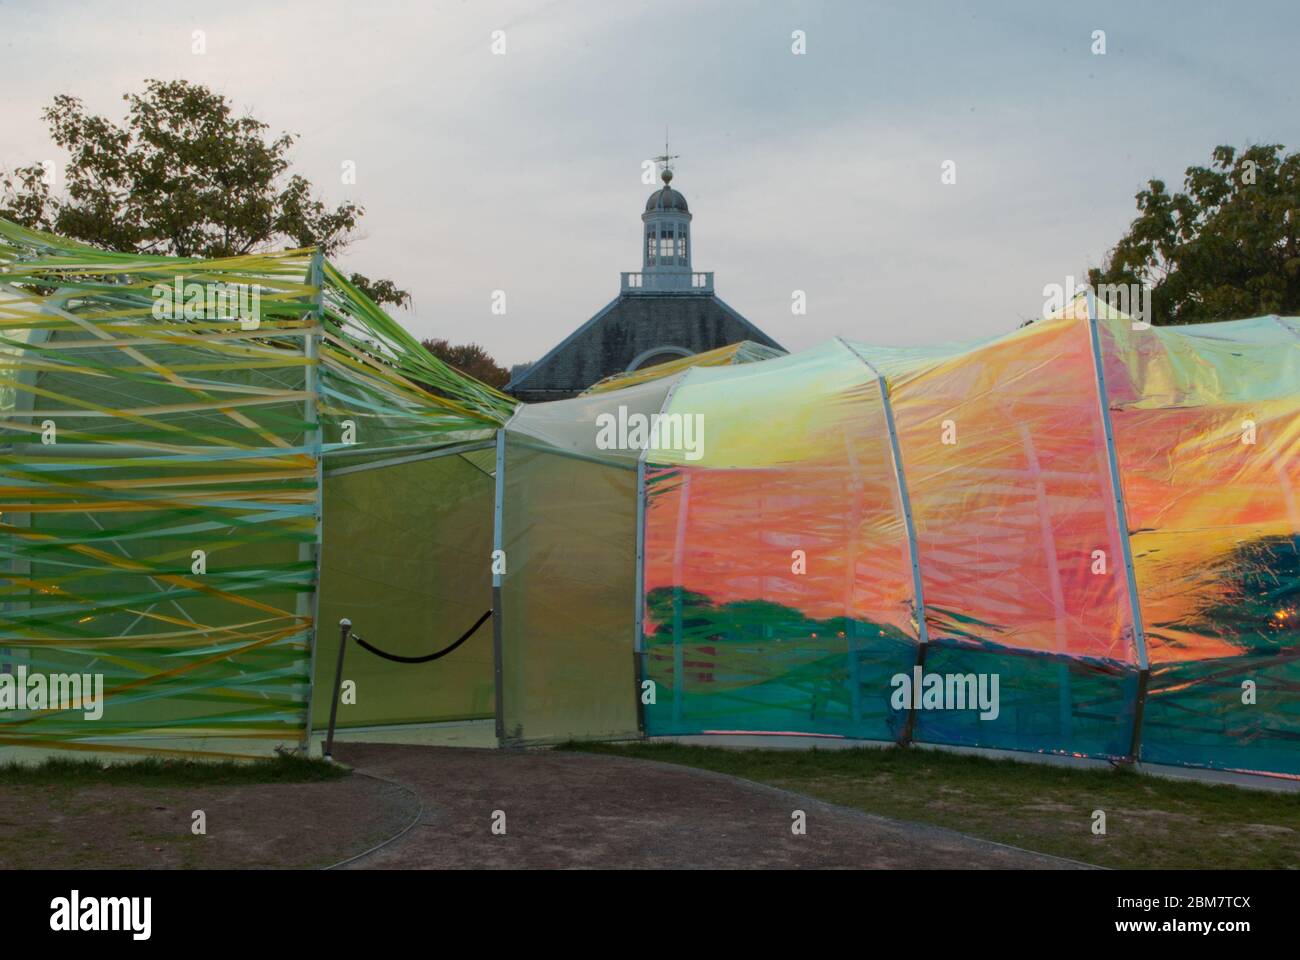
<box><xmin>333</xmin><ymin>742</ymin><xmax>1089</xmax><ymax>869</ymax></box>
<box><xmin>0</xmin><ymin>743</ymin><xmax>1099</xmax><ymax>869</ymax></box>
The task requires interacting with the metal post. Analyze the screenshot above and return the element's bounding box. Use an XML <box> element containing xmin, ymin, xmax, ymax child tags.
<box><xmin>836</xmin><ymin>340</ymin><xmax>930</xmax><ymax>746</ymax></box>
<box><xmin>1086</xmin><ymin>290</ymin><xmax>1150</xmax><ymax>762</ymax></box>
<box><xmin>640</xmin><ymin>373</ymin><xmax>688</xmax><ymax>733</ymax></box>
<box><xmin>633</xmin><ymin>458</ymin><xmax>648</xmax><ymax>734</ymax></box>
<box><xmin>491</xmin><ymin>427</ymin><xmax>507</xmax><ymax>745</ymax></box>
<box><xmin>324</xmin><ymin>618</ymin><xmax>351</xmax><ymax>761</ymax></box>
<box><xmin>300</xmin><ymin>252</ymin><xmax>326</xmax><ymax>751</ymax></box>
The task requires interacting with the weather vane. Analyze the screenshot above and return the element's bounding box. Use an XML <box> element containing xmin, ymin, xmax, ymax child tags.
<box><xmin>652</xmin><ymin>127</ymin><xmax>679</xmax><ymax>175</ymax></box>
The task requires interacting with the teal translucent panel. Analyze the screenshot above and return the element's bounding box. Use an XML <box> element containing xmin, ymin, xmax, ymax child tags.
<box><xmin>911</xmin><ymin>643</ymin><xmax>1140</xmax><ymax>760</ymax></box>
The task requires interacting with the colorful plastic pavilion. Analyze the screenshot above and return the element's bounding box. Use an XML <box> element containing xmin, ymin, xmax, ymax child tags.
<box><xmin>1</xmin><ymin>217</ymin><xmax>1297</xmax><ymax>778</ymax></box>
<box><xmin>497</xmin><ymin>297</ymin><xmax>1300</xmax><ymax>777</ymax></box>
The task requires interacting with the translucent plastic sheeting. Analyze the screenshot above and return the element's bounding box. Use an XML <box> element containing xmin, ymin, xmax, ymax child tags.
<box><xmin>314</xmin><ymin>452</ymin><xmax>495</xmax><ymax>729</ymax></box>
<box><xmin>314</xmin><ymin>263</ymin><xmax>513</xmax><ymax>453</ymax></box>
<box><xmin>1100</xmin><ymin>311</ymin><xmax>1300</xmax><ymax>773</ymax></box>
<box><xmin>856</xmin><ymin>314</ymin><xmax>1140</xmax><ymax>758</ymax></box>
<box><xmin>499</xmin><ymin>308</ymin><xmax>1297</xmax><ymax>775</ymax></box>
<box><xmin>642</xmin><ymin>343</ymin><xmax>917</xmax><ymax>738</ymax></box>
<box><xmin>498</xmin><ymin>434</ymin><xmax>638</xmax><ymax>743</ymax></box>
<box><xmin>507</xmin><ymin>377</ymin><xmax>675</xmax><ymax>465</ymax></box>
<box><xmin>1</xmin><ymin>329</ymin><xmax>314</xmax><ymax>757</ymax></box>
<box><xmin>0</xmin><ymin>217</ymin><xmax>514</xmax><ymax>758</ymax></box>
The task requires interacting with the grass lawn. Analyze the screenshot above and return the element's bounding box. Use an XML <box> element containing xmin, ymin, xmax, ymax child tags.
<box><xmin>0</xmin><ymin>755</ymin><xmax>403</xmax><ymax>869</ymax></box>
<box><xmin>566</xmin><ymin>741</ymin><xmax>1300</xmax><ymax>869</ymax></box>
<box><xmin>0</xmin><ymin>753</ymin><xmax>348</xmax><ymax>787</ymax></box>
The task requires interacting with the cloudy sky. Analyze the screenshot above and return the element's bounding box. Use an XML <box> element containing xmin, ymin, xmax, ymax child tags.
<box><xmin>2</xmin><ymin>0</ymin><xmax>1296</xmax><ymax>368</ymax></box>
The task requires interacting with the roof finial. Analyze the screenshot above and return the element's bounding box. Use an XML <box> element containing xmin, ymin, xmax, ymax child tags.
<box><xmin>652</xmin><ymin>126</ymin><xmax>679</xmax><ymax>184</ymax></box>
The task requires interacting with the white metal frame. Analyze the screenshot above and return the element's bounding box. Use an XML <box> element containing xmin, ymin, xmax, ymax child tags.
<box><xmin>1085</xmin><ymin>291</ymin><xmax>1150</xmax><ymax>760</ymax></box>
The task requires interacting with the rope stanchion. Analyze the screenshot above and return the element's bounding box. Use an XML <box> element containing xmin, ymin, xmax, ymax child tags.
<box><xmin>323</xmin><ymin>618</ymin><xmax>352</xmax><ymax>762</ymax></box>
<box><xmin>321</xmin><ymin>611</ymin><xmax>491</xmax><ymax>763</ymax></box>
<box><xmin>352</xmin><ymin>610</ymin><xmax>493</xmax><ymax>664</ymax></box>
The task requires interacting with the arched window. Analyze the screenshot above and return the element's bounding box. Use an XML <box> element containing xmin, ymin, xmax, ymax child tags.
<box><xmin>627</xmin><ymin>345</ymin><xmax>694</xmax><ymax>371</ymax></box>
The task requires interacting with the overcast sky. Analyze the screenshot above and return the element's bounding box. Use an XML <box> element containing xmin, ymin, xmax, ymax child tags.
<box><xmin>2</xmin><ymin>0</ymin><xmax>1296</xmax><ymax>367</ymax></box>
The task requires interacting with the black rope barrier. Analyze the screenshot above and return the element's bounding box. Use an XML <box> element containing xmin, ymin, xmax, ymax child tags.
<box><xmin>352</xmin><ymin>609</ymin><xmax>493</xmax><ymax>664</ymax></box>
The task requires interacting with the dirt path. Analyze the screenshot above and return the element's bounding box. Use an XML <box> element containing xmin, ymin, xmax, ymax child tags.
<box><xmin>334</xmin><ymin>743</ymin><xmax>1090</xmax><ymax>869</ymax></box>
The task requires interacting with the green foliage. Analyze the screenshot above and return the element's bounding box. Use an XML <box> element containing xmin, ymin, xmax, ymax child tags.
<box><xmin>0</xmin><ymin>164</ymin><xmax>52</xmax><ymax>227</ymax></box>
<box><xmin>352</xmin><ymin>272</ymin><xmax>411</xmax><ymax>310</ymax></box>
<box><xmin>421</xmin><ymin>337</ymin><xmax>510</xmax><ymax>388</ymax></box>
<box><xmin>0</xmin><ymin>79</ymin><xmax>408</xmax><ymax>306</ymax></box>
<box><xmin>1090</xmin><ymin>143</ymin><xmax>1300</xmax><ymax>325</ymax></box>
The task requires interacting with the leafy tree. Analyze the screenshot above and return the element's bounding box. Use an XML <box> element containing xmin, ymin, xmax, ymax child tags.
<box><xmin>348</xmin><ymin>273</ymin><xmax>411</xmax><ymax>310</ymax></box>
<box><xmin>1089</xmin><ymin>144</ymin><xmax>1300</xmax><ymax>325</ymax></box>
<box><xmin>421</xmin><ymin>338</ymin><xmax>510</xmax><ymax>388</ymax></box>
<box><xmin>0</xmin><ymin>79</ymin><xmax>408</xmax><ymax>307</ymax></box>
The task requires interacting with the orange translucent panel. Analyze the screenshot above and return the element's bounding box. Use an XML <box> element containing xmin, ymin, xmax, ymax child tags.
<box><xmin>644</xmin><ymin>342</ymin><xmax>915</xmax><ymax>635</ymax></box>
<box><xmin>645</xmin><ymin>463</ymin><xmax>914</xmax><ymax>637</ymax></box>
<box><xmin>880</xmin><ymin>316</ymin><xmax>1134</xmax><ymax>661</ymax></box>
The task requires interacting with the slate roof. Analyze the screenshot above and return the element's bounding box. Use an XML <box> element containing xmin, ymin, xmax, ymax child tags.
<box><xmin>506</xmin><ymin>293</ymin><xmax>783</xmax><ymax>402</ymax></box>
